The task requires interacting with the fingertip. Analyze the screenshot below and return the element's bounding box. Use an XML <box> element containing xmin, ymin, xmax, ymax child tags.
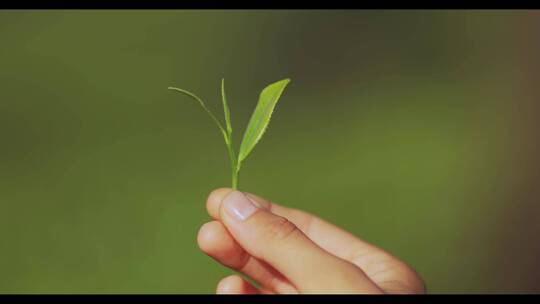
<box><xmin>196</xmin><ymin>221</ymin><xmax>222</xmax><ymax>253</ymax></box>
<box><xmin>216</xmin><ymin>275</ymin><xmax>241</xmax><ymax>294</ymax></box>
<box><xmin>197</xmin><ymin>221</ymin><xmax>299</xmax><ymax>294</ymax></box>
<box><xmin>207</xmin><ymin>188</ymin><xmax>234</xmax><ymax>219</ymax></box>
<box><xmin>196</xmin><ymin>220</ymin><xmax>249</xmax><ymax>268</ymax></box>
<box><xmin>216</xmin><ymin>275</ymin><xmax>259</xmax><ymax>294</ymax></box>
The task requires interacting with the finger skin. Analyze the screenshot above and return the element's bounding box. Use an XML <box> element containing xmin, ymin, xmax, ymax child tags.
<box><xmin>207</xmin><ymin>188</ymin><xmax>425</xmax><ymax>294</ymax></box>
<box><xmin>197</xmin><ymin>221</ymin><xmax>249</xmax><ymax>268</ymax></box>
<box><xmin>218</xmin><ymin>190</ymin><xmax>383</xmax><ymax>294</ymax></box>
<box><xmin>245</xmin><ymin>193</ymin><xmax>425</xmax><ymax>293</ymax></box>
<box><xmin>216</xmin><ymin>275</ymin><xmax>260</xmax><ymax>294</ymax></box>
<box><xmin>208</xmin><ymin>188</ymin><xmax>391</xmax><ymax>261</ymax></box>
<box><xmin>207</xmin><ymin>188</ymin><xmax>385</xmax><ymax>260</ymax></box>
<box><xmin>197</xmin><ymin>221</ymin><xmax>297</xmax><ymax>293</ymax></box>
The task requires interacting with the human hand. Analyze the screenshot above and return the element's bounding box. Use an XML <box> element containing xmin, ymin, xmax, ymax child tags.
<box><xmin>197</xmin><ymin>188</ymin><xmax>425</xmax><ymax>294</ymax></box>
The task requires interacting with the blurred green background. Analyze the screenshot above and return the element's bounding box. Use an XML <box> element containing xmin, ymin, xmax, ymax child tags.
<box><xmin>1</xmin><ymin>10</ymin><xmax>540</xmax><ymax>293</ymax></box>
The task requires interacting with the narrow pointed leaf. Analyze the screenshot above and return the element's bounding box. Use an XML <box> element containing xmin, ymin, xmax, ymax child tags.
<box><xmin>238</xmin><ymin>78</ymin><xmax>290</xmax><ymax>164</ymax></box>
<box><xmin>221</xmin><ymin>79</ymin><xmax>233</xmax><ymax>137</ymax></box>
<box><xmin>168</xmin><ymin>86</ymin><xmax>228</xmax><ymax>142</ymax></box>
<box><xmin>219</xmin><ymin>79</ymin><xmax>239</xmax><ymax>189</ymax></box>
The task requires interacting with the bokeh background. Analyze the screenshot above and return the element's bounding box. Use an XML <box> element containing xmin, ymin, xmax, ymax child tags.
<box><xmin>1</xmin><ymin>10</ymin><xmax>539</xmax><ymax>293</ymax></box>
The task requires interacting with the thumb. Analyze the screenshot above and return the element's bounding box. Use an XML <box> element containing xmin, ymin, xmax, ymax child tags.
<box><xmin>218</xmin><ymin>190</ymin><xmax>382</xmax><ymax>294</ymax></box>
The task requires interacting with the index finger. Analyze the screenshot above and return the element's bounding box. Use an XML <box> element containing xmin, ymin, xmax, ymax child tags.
<box><xmin>207</xmin><ymin>188</ymin><xmax>388</xmax><ymax>264</ymax></box>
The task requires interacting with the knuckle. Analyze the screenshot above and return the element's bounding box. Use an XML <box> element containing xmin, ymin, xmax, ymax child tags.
<box><xmin>259</xmin><ymin>216</ymin><xmax>298</xmax><ymax>241</ymax></box>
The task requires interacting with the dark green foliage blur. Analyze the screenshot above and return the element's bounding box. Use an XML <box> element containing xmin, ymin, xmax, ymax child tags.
<box><xmin>1</xmin><ymin>10</ymin><xmax>539</xmax><ymax>293</ymax></box>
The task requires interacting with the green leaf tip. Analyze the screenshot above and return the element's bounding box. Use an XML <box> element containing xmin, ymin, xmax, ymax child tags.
<box><xmin>221</xmin><ymin>78</ymin><xmax>233</xmax><ymax>137</ymax></box>
<box><xmin>238</xmin><ymin>78</ymin><xmax>291</xmax><ymax>164</ymax></box>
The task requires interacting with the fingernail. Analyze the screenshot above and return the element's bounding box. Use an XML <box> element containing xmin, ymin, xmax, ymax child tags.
<box><xmin>223</xmin><ymin>191</ymin><xmax>258</xmax><ymax>221</ymax></box>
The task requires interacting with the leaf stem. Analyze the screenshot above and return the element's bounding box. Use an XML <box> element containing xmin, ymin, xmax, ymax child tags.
<box><xmin>228</xmin><ymin>143</ymin><xmax>239</xmax><ymax>189</ymax></box>
<box><xmin>168</xmin><ymin>85</ymin><xmax>238</xmax><ymax>188</ymax></box>
<box><xmin>167</xmin><ymin>86</ymin><xmax>229</xmax><ymax>142</ymax></box>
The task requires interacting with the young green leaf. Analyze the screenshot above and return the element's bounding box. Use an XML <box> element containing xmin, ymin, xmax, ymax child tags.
<box><xmin>238</xmin><ymin>78</ymin><xmax>290</xmax><ymax>165</ymax></box>
<box><xmin>221</xmin><ymin>79</ymin><xmax>233</xmax><ymax>138</ymax></box>
<box><xmin>167</xmin><ymin>78</ymin><xmax>290</xmax><ymax>190</ymax></box>
<box><xmin>220</xmin><ymin>79</ymin><xmax>239</xmax><ymax>189</ymax></box>
<box><xmin>167</xmin><ymin>86</ymin><xmax>228</xmax><ymax>143</ymax></box>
